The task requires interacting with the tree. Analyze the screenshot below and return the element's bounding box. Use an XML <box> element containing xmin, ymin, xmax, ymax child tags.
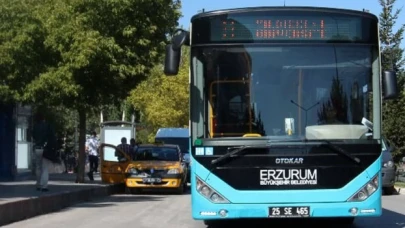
<box><xmin>379</xmin><ymin>0</ymin><xmax>404</xmax><ymax>71</ymax></box>
<box><xmin>0</xmin><ymin>0</ymin><xmax>52</xmax><ymax>102</ymax></box>
<box><xmin>317</xmin><ymin>76</ymin><xmax>349</xmax><ymax>124</ymax></box>
<box><xmin>379</xmin><ymin>0</ymin><xmax>405</xmax><ymax>161</ymax></box>
<box><xmin>129</xmin><ymin>47</ymin><xmax>189</xmax><ymax>142</ymax></box>
<box><xmin>0</xmin><ymin>0</ymin><xmax>182</xmax><ymax>182</ymax></box>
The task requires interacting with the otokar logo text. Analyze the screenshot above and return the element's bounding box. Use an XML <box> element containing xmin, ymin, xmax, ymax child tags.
<box><xmin>260</xmin><ymin>169</ymin><xmax>317</xmax><ymax>186</ymax></box>
<box><xmin>275</xmin><ymin>158</ymin><xmax>304</xmax><ymax>164</ymax></box>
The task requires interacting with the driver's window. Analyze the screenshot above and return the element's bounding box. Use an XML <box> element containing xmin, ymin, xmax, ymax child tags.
<box><xmin>381</xmin><ymin>139</ymin><xmax>387</xmax><ymax>151</ymax></box>
<box><xmin>103</xmin><ymin>146</ymin><xmax>125</xmax><ymax>162</ymax></box>
<box><xmin>386</xmin><ymin>139</ymin><xmax>391</xmax><ymax>148</ymax></box>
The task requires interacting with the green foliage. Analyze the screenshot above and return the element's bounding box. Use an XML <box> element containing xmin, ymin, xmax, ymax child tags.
<box><xmin>21</xmin><ymin>0</ymin><xmax>182</xmax><ymax>109</ymax></box>
<box><xmin>317</xmin><ymin>76</ymin><xmax>349</xmax><ymax>124</ymax></box>
<box><xmin>379</xmin><ymin>0</ymin><xmax>405</xmax><ymax>161</ymax></box>
<box><xmin>0</xmin><ymin>0</ymin><xmax>182</xmax><ymax>182</ymax></box>
<box><xmin>1</xmin><ymin>0</ymin><xmax>182</xmax><ymax>108</ymax></box>
<box><xmin>0</xmin><ymin>0</ymin><xmax>53</xmax><ymax>102</ymax></box>
<box><xmin>379</xmin><ymin>0</ymin><xmax>405</xmax><ymax>71</ymax></box>
<box><xmin>382</xmin><ymin>73</ymin><xmax>405</xmax><ymax>161</ymax></box>
<box><xmin>129</xmin><ymin>47</ymin><xmax>189</xmax><ymax>142</ymax></box>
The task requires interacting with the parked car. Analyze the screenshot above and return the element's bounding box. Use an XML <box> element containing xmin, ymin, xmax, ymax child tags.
<box><xmin>381</xmin><ymin>137</ymin><xmax>396</xmax><ymax>195</ymax></box>
<box><xmin>155</xmin><ymin>128</ymin><xmax>190</xmax><ymax>182</ymax></box>
<box><xmin>99</xmin><ymin>142</ymin><xmax>188</xmax><ymax>194</ymax></box>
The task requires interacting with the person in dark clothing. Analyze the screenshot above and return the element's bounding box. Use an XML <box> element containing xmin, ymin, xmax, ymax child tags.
<box><xmin>130</xmin><ymin>138</ymin><xmax>138</xmax><ymax>159</ymax></box>
<box><xmin>130</xmin><ymin>138</ymin><xmax>136</xmax><ymax>147</ymax></box>
<box><xmin>117</xmin><ymin>137</ymin><xmax>132</xmax><ymax>155</ymax></box>
<box><xmin>32</xmin><ymin>114</ymin><xmax>55</xmax><ymax>192</ymax></box>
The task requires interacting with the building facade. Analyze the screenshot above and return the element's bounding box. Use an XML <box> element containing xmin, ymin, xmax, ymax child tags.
<box><xmin>0</xmin><ymin>103</ymin><xmax>33</xmax><ymax>181</ymax></box>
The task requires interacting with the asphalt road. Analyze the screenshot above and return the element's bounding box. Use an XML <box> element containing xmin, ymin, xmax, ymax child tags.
<box><xmin>3</xmin><ymin>189</ymin><xmax>405</xmax><ymax>228</ymax></box>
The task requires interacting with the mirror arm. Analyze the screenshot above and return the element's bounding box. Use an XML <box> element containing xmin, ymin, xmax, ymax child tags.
<box><xmin>171</xmin><ymin>29</ymin><xmax>190</xmax><ymax>50</ymax></box>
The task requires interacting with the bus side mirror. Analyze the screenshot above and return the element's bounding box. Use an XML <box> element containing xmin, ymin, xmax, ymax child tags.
<box><xmin>382</xmin><ymin>70</ymin><xmax>398</xmax><ymax>100</ymax></box>
<box><xmin>164</xmin><ymin>30</ymin><xmax>189</xmax><ymax>76</ymax></box>
<box><xmin>164</xmin><ymin>44</ymin><xmax>181</xmax><ymax>76</ymax></box>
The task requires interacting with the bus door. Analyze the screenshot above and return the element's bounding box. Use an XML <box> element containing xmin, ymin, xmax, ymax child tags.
<box><xmin>209</xmin><ymin>80</ymin><xmax>252</xmax><ymax>137</ymax></box>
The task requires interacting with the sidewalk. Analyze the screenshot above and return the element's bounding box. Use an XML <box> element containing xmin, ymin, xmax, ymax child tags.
<box><xmin>0</xmin><ymin>173</ymin><xmax>123</xmax><ymax>226</ymax></box>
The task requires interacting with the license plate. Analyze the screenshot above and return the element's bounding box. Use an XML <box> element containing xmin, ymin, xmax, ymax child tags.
<box><xmin>269</xmin><ymin>206</ymin><xmax>310</xmax><ymax>218</ymax></box>
<box><xmin>142</xmin><ymin>178</ymin><xmax>162</xmax><ymax>183</ymax></box>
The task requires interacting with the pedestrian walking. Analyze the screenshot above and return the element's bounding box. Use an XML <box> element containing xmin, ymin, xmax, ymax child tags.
<box><xmin>33</xmin><ymin>114</ymin><xmax>56</xmax><ymax>192</ymax></box>
<box><xmin>86</xmin><ymin>131</ymin><xmax>99</xmax><ymax>181</ymax></box>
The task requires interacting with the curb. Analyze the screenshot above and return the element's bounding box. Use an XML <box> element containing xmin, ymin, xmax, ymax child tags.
<box><xmin>0</xmin><ymin>183</ymin><xmax>125</xmax><ymax>226</ymax></box>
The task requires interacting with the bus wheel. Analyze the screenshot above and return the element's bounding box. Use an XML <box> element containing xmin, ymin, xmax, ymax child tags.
<box><xmin>203</xmin><ymin>220</ymin><xmax>218</xmax><ymax>227</ymax></box>
<box><xmin>337</xmin><ymin>217</ymin><xmax>355</xmax><ymax>225</ymax></box>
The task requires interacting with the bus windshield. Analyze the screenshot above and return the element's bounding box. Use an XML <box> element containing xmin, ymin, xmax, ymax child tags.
<box><xmin>192</xmin><ymin>45</ymin><xmax>376</xmax><ymax>139</ymax></box>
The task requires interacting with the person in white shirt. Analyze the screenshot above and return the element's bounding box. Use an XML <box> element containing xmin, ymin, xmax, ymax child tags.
<box><xmin>86</xmin><ymin>131</ymin><xmax>99</xmax><ymax>181</ymax></box>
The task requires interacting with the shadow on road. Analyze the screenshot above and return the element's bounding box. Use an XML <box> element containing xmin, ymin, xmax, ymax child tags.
<box><xmin>79</xmin><ymin>195</ymin><xmax>164</xmax><ymax>205</ymax></box>
<box><xmin>203</xmin><ymin>208</ymin><xmax>405</xmax><ymax>228</ymax></box>
<box><xmin>0</xmin><ymin>173</ymin><xmax>106</xmax><ymax>203</ymax></box>
<box><xmin>0</xmin><ymin>183</ymin><xmax>101</xmax><ymax>203</ymax></box>
<box><xmin>361</xmin><ymin>208</ymin><xmax>405</xmax><ymax>228</ymax></box>
<box><xmin>127</xmin><ymin>185</ymin><xmax>191</xmax><ymax>195</ymax></box>
<box><xmin>59</xmin><ymin>195</ymin><xmax>165</xmax><ymax>212</ymax></box>
<box><xmin>382</xmin><ymin>186</ymin><xmax>402</xmax><ymax>196</ymax></box>
<box><xmin>205</xmin><ymin>218</ymin><xmax>354</xmax><ymax>228</ymax></box>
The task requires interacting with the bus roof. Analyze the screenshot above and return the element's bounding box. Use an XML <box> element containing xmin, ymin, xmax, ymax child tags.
<box><xmin>155</xmin><ymin>128</ymin><xmax>189</xmax><ymax>138</ymax></box>
<box><xmin>191</xmin><ymin>6</ymin><xmax>377</xmax><ymax>21</ymax></box>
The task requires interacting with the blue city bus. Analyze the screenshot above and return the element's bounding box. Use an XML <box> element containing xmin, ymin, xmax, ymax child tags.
<box><xmin>163</xmin><ymin>6</ymin><xmax>398</xmax><ymax>225</ymax></box>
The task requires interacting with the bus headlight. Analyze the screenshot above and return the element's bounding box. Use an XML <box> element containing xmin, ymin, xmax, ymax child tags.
<box><xmin>196</xmin><ymin>177</ymin><xmax>230</xmax><ymax>203</ymax></box>
<box><xmin>347</xmin><ymin>174</ymin><xmax>379</xmax><ymax>202</ymax></box>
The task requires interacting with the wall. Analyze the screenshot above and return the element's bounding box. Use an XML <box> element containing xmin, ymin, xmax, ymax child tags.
<box><xmin>0</xmin><ymin>103</ymin><xmax>16</xmax><ymax>181</ymax></box>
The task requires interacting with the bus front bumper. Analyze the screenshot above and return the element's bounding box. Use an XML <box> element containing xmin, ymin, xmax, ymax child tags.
<box><xmin>192</xmin><ymin>188</ymin><xmax>382</xmax><ymax>220</ymax></box>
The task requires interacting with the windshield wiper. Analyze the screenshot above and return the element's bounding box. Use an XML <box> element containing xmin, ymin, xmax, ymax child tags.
<box><xmin>316</xmin><ymin>140</ymin><xmax>361</xmax><ymax>165</ymax></box>
<box><xmin>211</xmin><ymin>146</ymin><xmax>249</xmax><ymax>165</ymax></box>
<box><xmin>263</xmin><ymin>139</ymin><xmax>361</xmax><ymax>165</ymax></box>
<box><xmin>210</xmin><ymin>139</ymin><xmax>361</xmax><ymax>166</ymax></box>
<box><xmin>269</xmin><ymin>139</ymin><xmax>362</xmax><ymax>165</ymax></box>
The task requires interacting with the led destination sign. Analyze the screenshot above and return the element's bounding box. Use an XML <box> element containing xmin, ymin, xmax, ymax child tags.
<box><xmin>191</xmin><ymin>10</ymin><xmax>377</xmax><ymax>44</ymax></box>
<box><xmin>215</xmin><ymin>16</ymin><xmax>361</xmax><ymax>41</ymax></box>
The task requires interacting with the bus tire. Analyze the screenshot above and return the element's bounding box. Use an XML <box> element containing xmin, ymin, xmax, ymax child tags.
<box><xmin>337</xmin><ymin>217</ymin><xmax>355</xmax><ymax>225</ymax></box>
<box><xmin>203</xmin><ymin>220</ymin><xmax>218</xmax><ymax>227</ymax></box>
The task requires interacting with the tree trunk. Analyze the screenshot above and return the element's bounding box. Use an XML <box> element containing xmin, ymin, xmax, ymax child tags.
<box><xmin>75</xmin><ymin>108</ymin><xmax>87</xmax><ymax>183</ymax></box>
